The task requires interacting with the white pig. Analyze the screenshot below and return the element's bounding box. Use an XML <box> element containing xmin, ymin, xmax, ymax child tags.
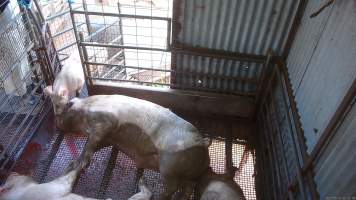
<box><xmin>45</xmin><ymin>54</ymin><xmax>85</xmax><ymax>115</ymax></box>
<box><xmin>55</xmin><ymin>95</ymin><xmax>211</xmax><ymax>200</ymax></box>
<box><xmin>197</xmin><ymin>167</ymin><xmax>246</xmax><ymax>200</ymax></box>
<box><xmin>0</xmin><ymin>170</ymin><xmax>111</xmax><ymax>200</ymax></box>
<box><xmin>0</xmin><ymin>171</ymin><xmax>152</xmax><ymax>200</ymax></box>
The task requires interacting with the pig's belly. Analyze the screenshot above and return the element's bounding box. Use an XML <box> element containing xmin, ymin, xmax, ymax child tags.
<box><xmin>104</xmin><ymin>123</ymin><xmax>160</xmax><ymax>171</ymax></box>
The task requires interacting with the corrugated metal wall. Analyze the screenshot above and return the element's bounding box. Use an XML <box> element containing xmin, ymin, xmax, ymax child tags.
<box><xmin>286</xmin><ymin>0</ymin><xmax>356</xmax><ymax>198</ymax></box>
<box><xmin>255</xmin><ymin>64</ymin><xmax>313</xmax><ymax>200</ymax></box>
<box><xmin>286</xmin><ymin>0</ymin><xmax>356</xmax><ymax>152</ymax></box>
<box><xmin>176</xmin><ymin>0</ymin><xmax>299</xmax><ymax>55</ymax></box>
<box><xmin>314</xmin><ymin>100</ymin><xmax>356</xmax><ymax>199</ymax></box>
<box><xmin>172</xmin><ymin>0</ymin><xmax>300</xmax><ymax>95</ymax></box>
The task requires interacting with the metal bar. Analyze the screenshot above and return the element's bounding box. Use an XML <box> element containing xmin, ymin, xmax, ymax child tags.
<box><xmin>166</xmin><ymin>19</ymin><xmax>171</xmax><ymax>50</ymax></box>
<box><xmin>79</xmin><ymin>33</ymin><xmax>93</xmax><ymax>86</ymax></box>
<box><xmin>255</xmin><ymin>50</ymin><xmax>273</xmax><ymax>104</ymax></box>
<box><xmin>96</xmin><ymin>148</ymin><xmax>119</xmax><ymax>199</ymax></box>
<box><xmin>32</xmin><ymin>0</ymin><xmax>45</xmax><ymax>22</ymax></box>
<box><xmin>52</xmin><ymin>23</ymin><xmax>85</xmax><ymax>38</ymax></box>
<box><xmin>84</xmin><ymin>20</ymin><xmax>120</xmax><ymax>42</ymax></box>
<box><xmin>71</xmin><ymin>10</ymin><xmax>171</xmax><ymax>21</ymax></box>
<box><xmin>89</xmin><ymin>77</ymin><xmax>256</xmax><ymax>97</ymax></box>
<box><xmin>46</xmin><ymin>6</ymin><xmax>81</xmax><ymax>21</ymax></box>
<box><xmin>68</xmin><ymin>2</ymin><xmax>90</xmax><ymax>88</ymax></box>
<box><xmin>80</xmin><ymin>41</ymin><xmax>168</xmax><ymax>52</ymax></box>
<box><xmin>225</xmin><ymin>125</ymin><xmax>233</xmax><ymax>177</ymax></box>
<box><xmin>171</xmin><ymin>43</ymin><xmax>267</xmax><ymax>63</ymax></box>
<box><xmin>39</xmin><ymin>133</ymin><xmax>65</xmax><ymax>182</ymax></box>
<box><xmin>56</xmin><ymin>41</ymin><xmax>77</xmax><ymax>52</ymax></box>
<box><xmin>85</xmin><ymin>61</ymin><xmax>258</xmax><ymax>83</ymax></box>
<box><xmin>82</xmin><ymin>0</ymin><xmax>92</xmax><ymax>34</ymax></box>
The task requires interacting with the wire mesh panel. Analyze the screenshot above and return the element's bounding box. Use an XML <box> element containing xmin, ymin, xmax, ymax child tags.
<box><xmin>67</xmin><ymin>0</ymin><xmax>172</xmax><ymax>87</ymax></box>
<box><xmin>255</xmin><ymin>64</ymin><xmax>317</xmax><ymax>200</ymax></box>
<box><xmin>36</xmin><ymin>0</ymin><xmax>86</xmax><ymax>60</ymax></box>
<box><xmin>0</xmin><ymin>0</ymin><xmax>62</xmax><ymax>176</ymax></box>
<box><xmin>0</xmin><ymin>2</ymin><xmax>50</xmax><ymax>174</ymax></box>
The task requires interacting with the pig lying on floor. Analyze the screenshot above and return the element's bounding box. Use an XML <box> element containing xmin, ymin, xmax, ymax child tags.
<box><xmin>55</xmin><ymin>95</ymin><xmax>211</xmax><ymax>200</ymax></box>
<box><xmin>45</xmin><ymin>54</ymin><xmax>85</xmax><ymax>115</ymax></box>
<box><xmin>197</xmin><ymin>167</ymin><xmax>246</xmax><ymax>200</ymax></box>
<box><xmin>0</xmin><ymin>171</ymin><xmax>152</xmax><ymax>200</ymax></box>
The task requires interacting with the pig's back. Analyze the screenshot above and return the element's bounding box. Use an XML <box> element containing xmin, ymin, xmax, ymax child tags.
<box><xmin>75</xmin><ymin>95</ymin><xmax>205</xmax><ymax>150</ymax></box>
<box><xmin>200</xmin><ymin>180</ymin><xmax>244</xmax><ymax>200</ymax></box>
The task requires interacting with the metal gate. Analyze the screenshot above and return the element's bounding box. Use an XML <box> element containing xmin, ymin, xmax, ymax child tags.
<box><xmin>69</xmin><ymin>0</ymin><xmax>172</xmax><ymax>88</ymax></box>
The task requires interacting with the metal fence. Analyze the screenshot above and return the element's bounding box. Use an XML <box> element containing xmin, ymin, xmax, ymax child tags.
<box><xmin>67</xmin><ymin>0</ymin><xmax>172</xmax><ymax>87</ymax></box>
<box><xmin>255</xmin><ymin>61</ymin><xmax>318</xmax><ymax>200</ymax></box>
<box><xmin>0</xmin><ymin>0</ymin><xmax>60</xmax><ymax>175</ymax></box>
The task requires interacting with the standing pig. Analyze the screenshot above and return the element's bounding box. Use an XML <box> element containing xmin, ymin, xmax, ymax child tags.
<box><xmin>45</xmin><ymin>53</ymin><xmax>85</xmax><ymax>114</ymax></box>
<box><xmin>196</xmin><ymin>167</ymin><xmax>246</xmax><ymax>200</ymax></box>
<box><xmin>55</xmin><ymin>95</ymin><xmax>211</xmax><ymax>200</ymax></box>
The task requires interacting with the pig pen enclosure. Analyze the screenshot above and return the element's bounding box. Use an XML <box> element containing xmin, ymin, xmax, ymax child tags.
<box><xmin>1</xmin><ymin>0</ymin><xmax>356</xmax><ymax>199</ymax></box>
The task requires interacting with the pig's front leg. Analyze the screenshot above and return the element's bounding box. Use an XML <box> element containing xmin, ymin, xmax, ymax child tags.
<box><xmin>66</xmin><ymin>116</ymin><xmax>114</xmax><ymax>173</ymax></box>
<box><xmin>65</xmin><ymin>135</ymin><xmax>101</xmax><ymax>173</ymax></box>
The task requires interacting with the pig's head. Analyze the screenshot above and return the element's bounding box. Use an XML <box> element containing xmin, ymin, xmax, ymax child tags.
<box><xmin>0</xmin><ymin>172</ymin><xmax>34</xmax><ymax>197</ymax></box>
<box><xmin>44</xmin><ymin>85</ymin><xmax>69</xmax><ymax>115</ymax></box>
<box><xmin>55</xmin><ymin>99</ymin><xmax>82</xmax><ymax>133</ymax></box>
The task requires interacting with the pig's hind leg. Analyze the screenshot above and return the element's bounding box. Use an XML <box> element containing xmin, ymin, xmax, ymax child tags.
<box><xmin>159</xmin><ymin>145</ymin><xmax>210</xmax><ymax>200</ymax></box>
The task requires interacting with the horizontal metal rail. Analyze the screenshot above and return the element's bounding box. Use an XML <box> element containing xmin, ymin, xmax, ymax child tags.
<box><xmin>85</xmin><ymin>61</ymin><xmax>258</xmax><ymax>83</ymax></box>
<box><xmin>88</xmin><ymin>76</ymin><xmax>256</xmax><ymax>96</ymax></box>
<box><xmin>71</xmin><ymin>9</ymin><xmax>171</xmax><ymax>21</ymax></box>
<box><xmin>52</xmin><ymin>22</ymin><xmax>85</xmax><ymax>38</ymax></box>
<box><xmin>46</xmin><ymin>6</ymin><xmax>82</xmax><ymax>21</ymax></box>
<box><xmin>57</xmin><ymin>41</ymin><xmax>77</xmax><ymax>52</ymax></box>
<box><xmin>80</xmin><ymin>41</ymin><xmax>169</xmax><ymax>52</ymax></box>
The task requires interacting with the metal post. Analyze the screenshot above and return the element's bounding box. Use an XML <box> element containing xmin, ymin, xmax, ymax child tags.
<box><xmin>68</xmin><ymin>1</ymin><xmax>91</xmax><ymax>87</ymax></box>
<box><xmin>82</xmin><ymin>0</ymin><xmax>92</xmax><ymax>34</ymax></box>
<box><xmin>79</xmin><ymin>32</ymin><xmax>93</xmax><ymax>86</ymax></box>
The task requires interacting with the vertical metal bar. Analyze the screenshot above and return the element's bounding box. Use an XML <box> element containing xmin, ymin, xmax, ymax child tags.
<box><xmin>79</xmin><ymin>33</ymin><xmax>93</xmax><ymax>86</ymax></box>
<box><xmin>225</xmin><ymin>124</ymin><xmax>233</xmax><ymax>176</ymax></box>
<box><xmin>38</xmin><ymin>133</ymin><xmax>65</xmax><ymax>182</ymax></box>
<box><xmin>82</xmin><ymin>0</ymin><xmax>92</xmax><ymax>34</ymax></box>
<box><xmin>97</xmin><ymin>147</ymin><xmax>119</xmax><ymax>199</ymax></box>
<box><xmin>68</xmin><ymin>2</ymin><xmax>91</xmax><ymax>88</ymax></box>
<box><xmin>166</xmin><ymin>19</ymin><xmax>171</xmax><ymax>50</ymax></box>
<box><xmin>32</xmin><ymin>0</ymin><xmax>45</xmax><ymax>23</ymax></box>
<box><xmin>255</xmin><ymin>50</ymin><xmax>273</xmax><ymax>105</ymax></box>
<box><xmin>117</xmin><ymin>1</ymin><xmax>127</xmax><ymax>78</ymax></box>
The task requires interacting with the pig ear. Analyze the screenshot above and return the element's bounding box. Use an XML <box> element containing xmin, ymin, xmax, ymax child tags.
<box><xmin>44</xmin><ymin>86</ymin><xmax>54</xmax><ymax>96</ymax></box>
